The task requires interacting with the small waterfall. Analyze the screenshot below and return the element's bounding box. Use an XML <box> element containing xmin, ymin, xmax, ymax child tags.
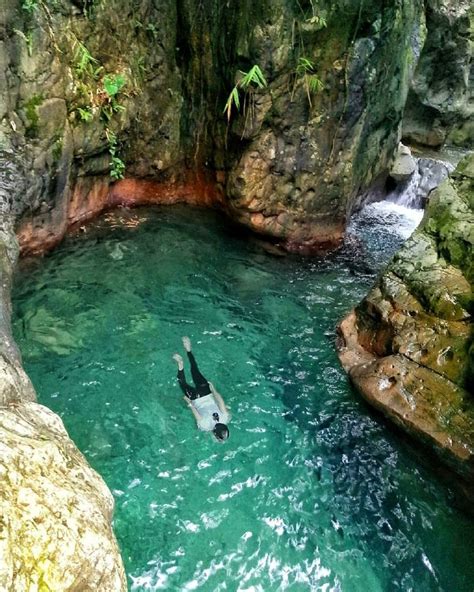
<box><xmin>345</xmin><ymin>149</ymin><xmax>459</xmax><ymax>269</ymax></box>
<box><xmin>346</xmin><ymin>148</ymin><xmax>467</xmax><ymax>273</ymax></box>
<box><xmin>387</xmin><ymin>156</ymin><xmax>454</xmax><ymax>209</ymax></box>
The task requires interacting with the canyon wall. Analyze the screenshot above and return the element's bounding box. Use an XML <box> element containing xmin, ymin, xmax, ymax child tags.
<box><xmin>0</xmin><ymin>0</ymin><xmax>472</xmax><ymax>588</ymax></box>
<box><xmin>338</xmin><ymin>154</ymin><xmax>474</xmax><ymax>496</ymax></box>
<box><xmin>0</xmin><ymin>154</ymin><xmax>126</xmax><ymax>588</ymax></box>
<box><xmin>403</xmin><ymin>0</ymin><xmax>473</xmax><ymax>148</ymax></box>
<box><xmin>2</xmin><ymin>0</ymin><xmax>427</xmax><ymax>252</ymax></box>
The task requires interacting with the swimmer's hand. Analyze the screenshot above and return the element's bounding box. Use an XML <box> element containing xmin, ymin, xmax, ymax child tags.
<box><xmin>183</xmin><ymin>396</ymin><xmax>192</xmax><ymax>407</ymax></box>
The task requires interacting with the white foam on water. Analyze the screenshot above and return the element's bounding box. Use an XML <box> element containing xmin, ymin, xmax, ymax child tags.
<box><xmin>373</xmin><ymin>201</ymin><xmax>424</xmax><ymax>237</ymax></box>
<box><xmin>350</xmin><ymin>200</ymin><xmax>424</xmax><ymax>241</ymax></box>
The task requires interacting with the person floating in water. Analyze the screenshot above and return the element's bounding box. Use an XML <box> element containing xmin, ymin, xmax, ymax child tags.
<box><xmin>173</xmin><ymin>336</ymin><xmax>230</xmax><ymax>441</ymax></box>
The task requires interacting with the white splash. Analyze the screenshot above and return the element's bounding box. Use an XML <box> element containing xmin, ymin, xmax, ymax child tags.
<box><xmin>353</xmin><ymin>201</ymin><xmax>424</xmax><ymax>239</ymax></box>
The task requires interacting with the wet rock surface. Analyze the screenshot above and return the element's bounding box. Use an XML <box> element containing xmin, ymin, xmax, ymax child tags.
<box><xmin>403</xmin><ymin>0</ymin><xmax>474</xmax><ymax>148</ymax></box>
<box><xmin>0</xmin><ymin>0</ymin><xmax>472</xmax><ymax>587</ymax></box>
<box><xmin>2</xmin><ymin>0</ymin><xmax>427</xmax><ymax>251</ymax></box>
<box><xmin>223</xmin><ymin>1</ymin><xmax>425</xmax><ymax>248</ymax></box>
<box><xmin>338</xmin><ymin>154</ymin><xmax>474</xmax><ymax>488</ymax></box>
<box><xmin>388</xmin><ymin>155</ymin><xmax>454</xmax><ymax>209</ymax></box>
<box><xmin>390</xmin><ymin>144</ymin><xmax>417</xmax><ymax>183</ymax></box>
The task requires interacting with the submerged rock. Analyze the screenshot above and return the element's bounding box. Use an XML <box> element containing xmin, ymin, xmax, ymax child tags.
<box><xmin>338</xmin><ymin>154</ymin><xmax>474</xmax><ymax>488</ymax></box>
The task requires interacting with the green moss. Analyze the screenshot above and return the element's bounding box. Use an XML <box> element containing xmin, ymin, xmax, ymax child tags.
<box><xmin>448</xmin><ymin>122</ymin><xmax>474</xmax><ymax>147</ymax></box>
<box><xmin>52</xmin><ymin>137</ymin><xmax>63</xmax><ymax>162</ymax></box>
<box><xmin>23</xmin><ymin>94</ymin><xmax>44</xmax><ymax>137</ymax></box>
<box><xmin>454</xmin><ymin>153</ymin><xmax>474</xmax><ymax>181</ymax></box>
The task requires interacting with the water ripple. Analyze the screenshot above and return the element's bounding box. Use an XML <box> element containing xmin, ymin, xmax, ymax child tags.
<box><xmin>12</xmin><ymin>205</ymin><xmax>474</xmax><ymax>592</ymax></box>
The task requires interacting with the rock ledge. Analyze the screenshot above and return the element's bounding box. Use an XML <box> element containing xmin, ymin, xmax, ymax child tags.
<box><xmin>338</xmin><ymin>154</ymin><xmax>474</xmax><ymax>490</ymax></box>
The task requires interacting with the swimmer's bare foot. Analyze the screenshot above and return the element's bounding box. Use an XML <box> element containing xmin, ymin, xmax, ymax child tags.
<box><xmin>172</xmin><ymin>353</ymin><xmax>184</xmax><ymax>370</ymax></box>
<box><xmin>182</xmin><ymin>336</ymin><xmax>192</xmax><ymax>352</ymax></box>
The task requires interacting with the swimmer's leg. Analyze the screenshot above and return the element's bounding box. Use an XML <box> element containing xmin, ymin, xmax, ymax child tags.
<box><xmin>182</xmin><ymin>337</ymin><xmax>211</xmax><ymax>395</ymax></box>
<box><xmin>173</xmin><ymin>353</ymin><xmax>198</xmax><ymax>400</ymax></box>
<box><xmin>188</xmin><ymin>351</ymin><xmax>210</xmax><ymax>390</ymax></box>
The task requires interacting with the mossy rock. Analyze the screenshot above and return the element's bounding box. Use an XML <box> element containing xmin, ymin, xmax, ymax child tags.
<box><xmin>453</xmin><ymin>153</ymin><xmax>474</xmax><ymax>181</ymax></box>
<box><xmin>23</xmin><ymin>95</ymin><xmax>44</xmax><ymax>138</ymax></box>
<box><xmin>339</xmin><ymin>154</ymin><xmax>474</xmax><ymax>487</ymax></box>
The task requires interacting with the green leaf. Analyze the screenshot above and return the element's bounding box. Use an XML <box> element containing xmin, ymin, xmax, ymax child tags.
<box><xmin>223</xmin><ymin>86</ymin><xmax>240</xmax><ymax>121</ymax></box>
<box><xmin>296</xmin><ymin>57</ymin><xmax>316</xmax><ymax>76</ymax></box>
<box><xmin>308</xmin><ymin>75</ymin><xmax>324</xmax><ymax>92</ymax></box>
<box><xmin>22</xmin><ymin>0</ymin><xmax>38</xmax><ymax>13</ymax></box>
<box><xmin>103</xmin><ymin>74</ymin><xmax>126</xmax><ymax>98</ymax></box>
<box><xmin>232</xmin><ymin>87</ymin><xmax>240</xmax><ymax>110</ymax></box>
<box><xmin>239</xmin><ymin>65</ymin><xmax>267</xmax><ymax>90</ymax></box>
<box><xmin>77</xmin><ymin>106</ymin><xmax>93</xmax><ymax>122</ymax></box>
<box><xmin>224</xmin><ymin>64</ymin><xmax>266</xmax><ymax>123</ymax></box>
<box><xmin>110</xmin><ymin>156</ymin><xmax>126</xmax><ymax>180</ymax></box>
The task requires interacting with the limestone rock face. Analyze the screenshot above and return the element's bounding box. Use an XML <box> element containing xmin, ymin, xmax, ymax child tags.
<box><xmin>0</xmin><ymin>156</ymin><xmax>126</xmax><ymax>589</ymax></box>
<box><xmin>2</xmin><ymin>0</ymin><xmax>428</xmax><ymax>252</ymax></box>
<box><xmin>0</xmin><ymin>401</ymin><xmax>127</xmax><ymax>592</ymax></box>
<box><xmin>224</xmin><ymin>1</ymin><xmax>425</xmax><ymax>250</ymax></box>
<box><xmin>338</xmin><ymin>154</ymin><xmax>474</xmax><ymax>485</ymax></box>
<box><xmin>403</xmin><ymin>0</ymin><xmax>474</xmax><ymax>147</ymax></box>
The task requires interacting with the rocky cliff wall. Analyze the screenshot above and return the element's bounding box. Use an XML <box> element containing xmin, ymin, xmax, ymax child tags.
<box><xmin>338</xmin><ymin>154</ymin><xmax>474</xmax><ymax>494</ymax></box>
<box><xmin>403</xmin><ymin>0</ymin><xmax>474</xmax><ymax>148</ymax></box>
<box><xmin>223</xmin><ymin>0</ymin><xmax>425</xmax><ymax>248</ymax></box>
<box><xmin>0</xmin><ymin>0</ymin><xmax>471</xmax><ymax>588</ymax></box>
<box><xmin>0</xmin><ymin>151</ymin><xmax>126</xmax><ymax>588</ymax></box>
<box><xmin>2</xmin><ymin>0</ymin><xmax>427</xmax><ymax>253</ymax></box>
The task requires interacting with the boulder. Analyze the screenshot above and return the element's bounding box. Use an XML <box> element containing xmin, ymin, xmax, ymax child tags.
<box><xmin>390</xmin><ymin>143</ymin><xmax>417</xmax><ymax>182</ymax></box>
<box><xmin>0</xmin><ymin>401</ymin><xmax>127</xmax><ymax>591</ymax></box>
<box><xmin>338</xmin><ymin>154</ymin><xmax>474</xmax><ymax>487</ymax></box>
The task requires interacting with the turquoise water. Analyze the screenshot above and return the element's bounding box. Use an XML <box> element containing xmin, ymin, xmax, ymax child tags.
<box><xmin>13</xmin><ymin>205</ymin><xmax>474</xmax><ymax>591</ymax></box>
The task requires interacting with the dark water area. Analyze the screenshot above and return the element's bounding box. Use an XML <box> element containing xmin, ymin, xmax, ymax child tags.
<box><xmin>12</xmin><ymin>204</ymin><xmax>474</xmax><ymax>591</ymax></box>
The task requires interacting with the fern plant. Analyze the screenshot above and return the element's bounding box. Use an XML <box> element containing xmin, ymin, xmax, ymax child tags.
<box><xmin>21</xmin><ymin>0</ymin><xmax>39</xmax><ymax>12</ymax></box>
<box><xmin>223</xmin><ymin>64</ymin><xmax>267</xmax><ymax>122</ymax></box>
<box><xmin>77</xmin><ymin>106</ymin><xmax>94</xmax><ymax>122</ymax></box>
<box><xmin>105</xmin><ymin>128</ymin><xmax>125</xmax><ymax>180</ymax></box>
<box><xmin>72</xmin><ymin>40</ymin><xmax>102</xmax><ymax>79</ymax></box>
<box><xmin>293</xmin><ymin>57</ymin><xmax>324</xmax><ymax>107</ymax></box>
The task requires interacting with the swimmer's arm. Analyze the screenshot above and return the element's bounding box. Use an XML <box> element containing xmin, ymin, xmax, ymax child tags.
<box><xmin>210</xmin><ymin>383</ymin><xmax>230</xmax><ymax>417</ymax></box>
<box><xmin>184</xmin><ymin>397</ymin><xmax>202</xmax><ymax>424</ymax></box>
